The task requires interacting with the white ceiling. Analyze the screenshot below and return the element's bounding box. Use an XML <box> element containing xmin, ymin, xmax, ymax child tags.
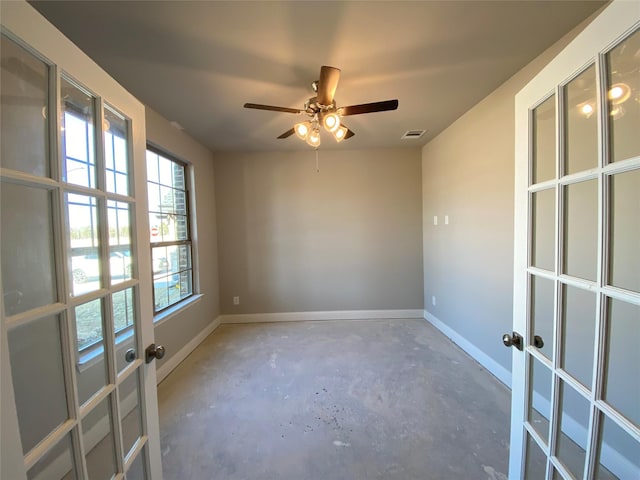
<box><xmin>30</xmin><ymin>1</ymin><xmax>605</xmax><ymax>153</ymax></box>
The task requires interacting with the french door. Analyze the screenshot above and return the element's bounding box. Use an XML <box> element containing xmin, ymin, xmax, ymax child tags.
<box><xmin>1</xmin><ymin>2</ymin><xmax>162</xmax><ymax>479</ymax></box>
<box><xmin>510</xmin><ymin>1</ymin><xmax>639</xmax><ymax>479</ymax></box>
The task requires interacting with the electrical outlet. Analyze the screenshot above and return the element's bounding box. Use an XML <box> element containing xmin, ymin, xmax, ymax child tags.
<box><xmin>433</xmin><ymin>215</ymin><xmax>438</xmax><ymax>226</ymax></box>
<box><xmin>445</xmin><ymin>215</ymin><xmax>449</xmax><ymax>225</ymax></box>
<box><xmin>233</xmin><ymin>296</ymin><xmax>240</xmax><ymax>305</ymax></box>
<box><xmin>432</xmin><ymin>296</ymin><xmax>436</xmax><ymax>306</ymax></box>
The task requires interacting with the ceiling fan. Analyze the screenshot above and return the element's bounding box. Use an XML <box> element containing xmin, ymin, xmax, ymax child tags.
<box><xmin>244</xmin><ymin>66</ymin><xmax>398</xmax><ymax>147</ymax></box>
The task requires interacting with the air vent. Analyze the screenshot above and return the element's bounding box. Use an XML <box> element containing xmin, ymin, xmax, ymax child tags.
<box><xmin>401</xmin><ymin>129</ymin><xmax>426</xmax><ymax>139</ymax></box>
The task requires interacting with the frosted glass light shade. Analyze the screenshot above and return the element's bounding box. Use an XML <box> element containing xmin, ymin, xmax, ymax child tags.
<box><xmin>295</xmin><ymin>121</ymin><xmax>311</xmax><ymax>139</ymax></box>
<box><xmin>322</xmin><ymin>112</ymin><xmax>340</xmax><ymax>132</ymax></box>
<box><xmin>306</xmin><ymin>128</ymin><xmax>321</xmax><ymax>147</ymax></box>
<box><xmin>333</xmin><ymin>125</ymin><xmax>348</xmax><ymax>142</ymax></box>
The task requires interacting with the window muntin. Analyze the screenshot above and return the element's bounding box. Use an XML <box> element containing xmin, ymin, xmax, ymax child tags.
<box><xmin>61</xmin><ymin>78</ymin><xmax>96</xmax><ymax>188</ymax></box>
<box><xmin>104</xmin><ymin>106</ymin><xmax>130</xmax><ymax>195</ymax></box>
<box><xmin>60</xmin><ymin>82</ymin><xmax>134</xmax><ymax>354</ymax></box>
<box><xmin>146</xmin><ymin>148</ymin><xmax>193</xmax><ymax>313</ymax></box>
<box><xmin>108</xmin><ymin>200</ymin><xmax>133</xmax><ymax>285</ymax></box>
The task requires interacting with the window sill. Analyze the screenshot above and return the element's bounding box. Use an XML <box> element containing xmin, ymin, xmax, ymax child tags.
<box><xmin>77</xmin><ymin>295</ymin><xmax>204</xmax><ymax>371</ymax></box>
<box><xmin>78</xmin><ymin>327</ymin><xmax>134</xmax><ymax>372</ymax></box>
<box><xmin>153</xmin><ymin>294</ymin><xmax>204</xmax><ymax>327</ymax></box>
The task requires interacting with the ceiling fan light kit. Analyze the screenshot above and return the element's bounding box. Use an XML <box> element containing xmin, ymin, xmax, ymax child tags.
<box><xmin>294</xmin><ymin>121</ymin><xmax>311</xmax><ymax>140</ymax></box>
<box><xmin>244</xmin><ymin>65</ymin><xmax>399</xmax><ymax>148</ymax></box>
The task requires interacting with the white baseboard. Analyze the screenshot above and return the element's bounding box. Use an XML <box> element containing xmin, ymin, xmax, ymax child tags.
<box><xmin>424</xmin><ymin>310</ymin><xmax>512</xmax><ymax>388</ymax></box>
<box><xmin>423</xmin><ymin>311</ymin><xmax>636</xmax><ymax>478</ymax></box>
<box><xmin>220</xmin><ymin>309</ymin><xmax>424</xmax><ymax>324</ymax></box>
<box><xmin>156</xmin><ymin>316</ymin><xmax>221</xmax><ymax>384</ymax></box>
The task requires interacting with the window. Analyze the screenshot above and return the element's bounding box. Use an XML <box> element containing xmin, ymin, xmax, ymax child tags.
<box><xmin>58</xmin><ymin>77</ymin><xmax>136</xmax><ymax>357</ymax></box>
<box><xmin>146</xmin><ymin>147</ymin><xmax>193</xmax><ymax>313</ymax></box>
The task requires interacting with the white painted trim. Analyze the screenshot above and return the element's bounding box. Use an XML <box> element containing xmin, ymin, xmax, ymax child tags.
<box><xmin>155</xmin><ymin>316</ymin><xmax>221</xmax><ymax>384</ymax></box>
<box><xmin>423</xmin><ymin>310</ymin><xmax>512</xmax><ymax>388</ymax></box>
<box><xmin>220</xmin><ymin>309</ymin><xmax>424</xmax><ymax>324</ymax></box>
<box><xmin>32</xmin><ymin>387</ymin><xmax>140</xmax><ymax>480</ymax></box>
<box><xmin>153</xmin><ymin>294</ymin><xmax>203</xmax><ymax>327</ymax></box>
<box><xmin>531</xmin><ymin>391</ymin><xmax>639</xmax><ymax>479</ymax></box>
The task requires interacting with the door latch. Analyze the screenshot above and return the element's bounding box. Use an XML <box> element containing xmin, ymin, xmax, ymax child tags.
<box><xmin>502</xmin><ymin>331</ymin><xmax>523</xmax><ymax>351</ymax></box>
<box><xmin>145</xmin><ymin>343</ymin><xmax>166</xmax><ymax>363</ymax></box>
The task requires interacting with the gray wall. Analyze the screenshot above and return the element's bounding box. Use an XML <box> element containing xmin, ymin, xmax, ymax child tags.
<box><xmin>145</xmin><ymin>107</ymin><xmax>220</xmax><ymax>370</ymax></box>
<box><xmin>421</xmin><ymin>17</ymin><xmax>598</xmax><ymax>375</ymax></box>
<box><xmin>214</xmin><ymin>148</ymin><xmax>423</xmax><ymax>314</ymax></box>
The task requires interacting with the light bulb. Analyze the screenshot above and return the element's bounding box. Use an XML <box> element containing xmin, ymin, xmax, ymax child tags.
<box><xmin>609</xmin><ymin>86</ymin><xmax>623</xmax><ymax>100</ymax></box>
<box><xmin>295</xmin><ymin>122</ymin><xmax>311</xmax><ymax>140</ymax></box>
<box><xmin>322</xmin><ymin>112</ymin><xmax>341</xmax><ymax>133</ymax></box>
<box><xmin>581</xmin><ymin>104</ymin><xmax>593</xmax><ymax>115</ymax></box>
<box><xmin>333</xmin><ymin>125</ymin><xmax>348</xmax><ymax>142</ymax></box>
<box><xmin>608</xmin><ymin>83</ymin><xmax>631</xmax><ymax>105</ymax></box>
<box><xmin>306</xmin><ymin>128</ymin><xmax>321</xmax><ymax>147</ymax></box>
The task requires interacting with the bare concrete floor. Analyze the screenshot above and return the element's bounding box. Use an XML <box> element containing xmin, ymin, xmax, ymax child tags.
<box><xmin>158</xmin><ymin>319</ymin><xmax>510</xmax><ymax>480</ymax></box>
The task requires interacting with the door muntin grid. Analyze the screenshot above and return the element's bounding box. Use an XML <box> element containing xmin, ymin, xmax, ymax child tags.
<box><xmin>1</xmin><ymin>31</ymin><xmax>151</xmax><ymax>479</ymax></box>
<box><xmin>523</xmin><ymin>26</ymin><xmax>640</xmax><ymax>480</ymax></box>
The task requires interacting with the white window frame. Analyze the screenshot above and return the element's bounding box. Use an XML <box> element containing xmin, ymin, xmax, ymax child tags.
<box><xmin>145</xmin><ymin>145</ymin><xmax>196</xmax><ymax>317</ymax></box>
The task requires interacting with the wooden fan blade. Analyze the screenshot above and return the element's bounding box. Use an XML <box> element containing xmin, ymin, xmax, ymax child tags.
<box><xmin>277</xmin><ymin>128</ymin><xmax>295</xmax><ymax>139</ymax></box>
<box><xmin>340</xmin><ymin>99</ymin><xmax>398</xmax><ymax>116</ymax></box>
<box><xmin>244</xmin><ymin>103</ymin><xmax>302</xmax><ymax>114</ymax></box>
<box><xmin>316</xmin><ymin>66</ymin><xmax>341</xmax><ymax>105</ymax></box>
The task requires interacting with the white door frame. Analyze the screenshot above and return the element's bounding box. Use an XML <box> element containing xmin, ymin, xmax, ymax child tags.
<box><xmin>511</xmin><ymin>1</ymin><xmax>640</xmax><ymax>478</ymax></box>
<box><xmin>0</xmin><ymin>1</ymin><xmax>162</xmax><ymax>478</ymax></box>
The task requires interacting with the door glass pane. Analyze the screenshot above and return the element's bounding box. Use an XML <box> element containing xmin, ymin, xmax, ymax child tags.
<box><xmin>0</xmin><ymin>35</ymin><xmax>49</xmax><ymax>177</ymax></box>
<box><xmin>606</xmin><ymin>29</ymin><xmax>640</xmax><ymax>163</ymax></box>
<box><xmin>603</xmin><ymin>299</ymin><xmax>640</xmax><ymax>428</ymax></box>
<box><xmin>565</xmin><ymin>65</ymin><xmax>598</xmax><ymax>175</ymax></box>
<box><xmin>75</xmin><ymin>298</ymin><xmax>108</xmax><ymax>406</ymax></box>
<box><xmin>27</xmin><ymin>432</ymin><xmax>76</xmax><ymax>480</ymax></box>
<box><xmin>529</xmin><ymin>356</ymin><xmax>553</xmax><ymax>445</ymax></box>
<box><xmin>530</xmin><ymin>275</ymin><xmax>554</xmax><ymax>360</ymax></box>
<box><xmin>1</xmin><ymin>182</ymin><xmax>56</xmax><ymax>316</ymax></box>
<box><xmin>551</xmin><ymin>466</ymin><xmax>564</xmax><ymax>480</ymax></box>
<box><xmin>104</xmin><ymin>105</ymin><xmax>130</xmax><ymax>196</ymax></box>
<box><xmin>68</xmin><ymin>194</ymin><xmax>100</xmax><ymax>296</ymax></box>
<box><xmin>113</xmin><ymin>287</ymin><xmax>136</xmax><ymax>374</ymax></box>
<box><xmin>119</xmin><ymin>369</ymin><xmax>143</xmax><ymax>457</ymax></box>
<box><xmin>126</xmin><ymin>447</ymin><xmax>147</xmax><ymax>480</ymax></box>
<box><xmin>108</xmin><ymin>201</ymin><xmax>132</xmax><ymax>285</ymax></box>
<box><xmin>561</xmin><ymin>285</ymin><xmax>596</xmax><ymax>389</ymax></box>
<box><xmin>82</xmin><ymin>395</ymin><xmax>118</xmax><ymax>480</ymax></box>
<box><xmin>532</xmin><ymin>188</ymin><xmax>555</xmax><ymax>271</ymax></box>
<box><xmin>609</xmin><ymin>169</ymin><xmax>640</xmax><ymax>293</ymax></box>
<box><xmin>61</xmin><ymin>78</ymin><xmax>96</xmax><ymax>188</ymax></box>
<box><xmin>564</xmin><ymin>179</ymin><xmax>598</xmax><ymax>281</ymax></box>
<box><xmin>525</xmin><ymin>432</ymin><xmax>548</xmax><ymax>479</ymax></box>
<box><xmin>556</xmin><ymin>380</ymin><xmax>590</xmax><ymax>479</ymax></box>
<box><xmin>533</xmin><ymin>95</ymin><xmax>557</xmax><ymax>184</ymax></box>
<box><xmin>8</xmin><ymin>315</ymin><xmax>68</xmax><ymax>454</ymax></box>
<box><xmin>596</xmin><ymin>414</ymin><xmax>640</xmax><ymax>479</ymax></box>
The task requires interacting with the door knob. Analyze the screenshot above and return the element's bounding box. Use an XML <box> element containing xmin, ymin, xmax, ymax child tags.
<box><xmin>125</xmin><ymin>348</ymin><xmax>136</xmax><ymax>363</ymax></box>
<box><xmin>145</xmin><ymin>343</ymin><xmax>166</xmax><ymax>363</ymax></box>
<box><xmin>533</xmin><ymin>335</ymin><xmax>544</xmax><ymax>349</ymax></box>
<box><xmin>502</xmin><ymin>331</ymin><xmax>523</xmax><ymax>351</ymax></box>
